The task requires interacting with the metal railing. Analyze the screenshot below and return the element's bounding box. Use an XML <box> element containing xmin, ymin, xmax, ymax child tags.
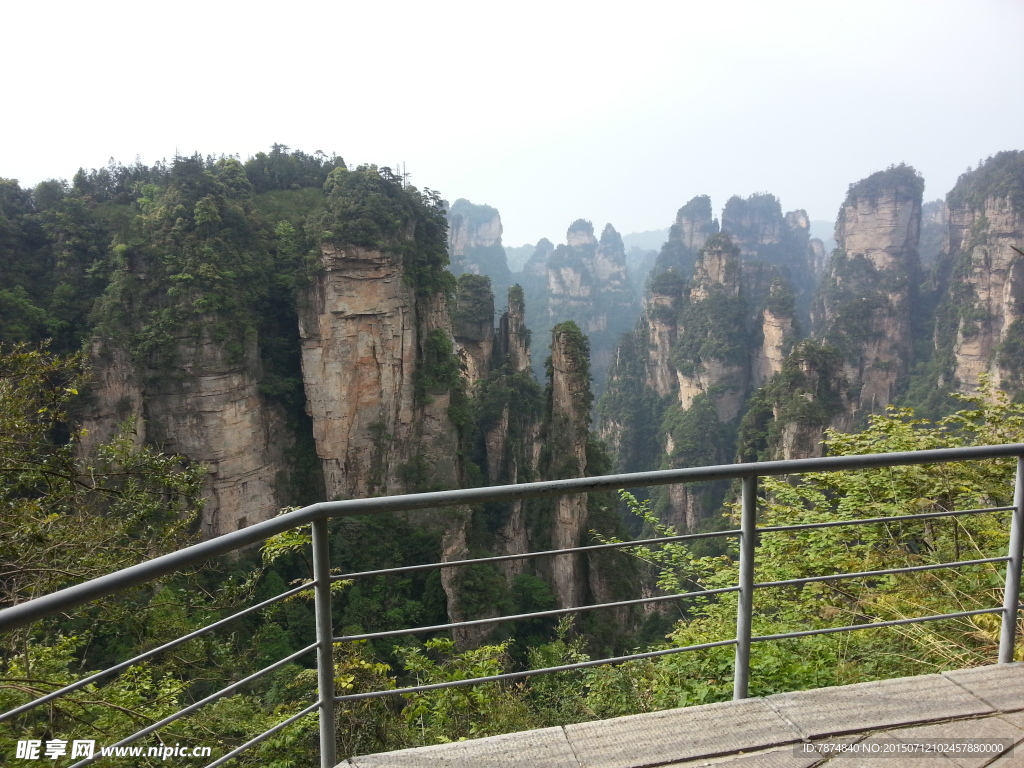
<box><xmin>2</xmin><ymin>444</ymin><xmax>1023</xmax><ymax>768</ymax></box>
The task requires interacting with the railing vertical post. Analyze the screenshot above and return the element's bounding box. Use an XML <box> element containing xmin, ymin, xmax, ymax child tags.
<box><xmin>999</xmin><ymin>456</ymin><xmax>1024</xmax><ymax>663</ymax></box>
<box><xmin>734</xmin><ymin>474</ymin><xmax>757</xmax><ymax>700</ymax></box>
<box><xmin>312</xmin><ymin>516</ymin><xmax>337</xmax><ymax>768</ymax></box>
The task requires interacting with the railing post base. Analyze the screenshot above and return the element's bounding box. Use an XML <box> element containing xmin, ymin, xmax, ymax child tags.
<box><xmin>313</xmin><ymin>517</ymin><xmax>338</xmax><ymax>768</ymax></box>
<box><xmin>734</xmin><ymin>475</ymin><xmax>757</xmax><ymax>699</ymax></box>
<box><xmin>999</xmin><ymin>456</ymin><xmax>1024</xmax><ymax>663</ymax></box>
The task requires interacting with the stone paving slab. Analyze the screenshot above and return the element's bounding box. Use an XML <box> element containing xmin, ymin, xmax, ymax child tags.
<box><xmin>881</xmin><ymin>716</ymin><xmax>1024</xmax><ymax>768</ymax></box>
<box><xmin>343</xmin><ymin>726</ymin><xmax>579</xmax><ymax>768</ymax></box>
<box><xmin>766</xmin><ymin>674</ymin><xmax>994</xmax><ymax>739</ymax></box>
<box><xmin>1000</xmin><ymin>711</ymin><xmax>1024</xmax><ymax>729</ymax></box>
<box><xmin>813</xmin><ymin>736</ymin><xmax>958</xmax><ymax>767</ymax></box>
<box><xmin>564</xmin><ymin>698</ymin><xmax>802</xmax><ymax>768</ymax></box>
<box><xmin>944</xmin><ymin>663</ymin><xmax>1024</xmax><ymax>713</ymax></box>
<box><xmin>985</xmin><ymin>712</ymin><xmax>1024</xmax><ymax>766</ymax></box>
<box><xmin>339</xmin><ymin>666</ymin><xmax>1024</xmax><ymax>768</ymax></box>
<box><xmin>661</xmin><ymin>744</ymin><xmax>824</xmax><ymax>767</ymax></box>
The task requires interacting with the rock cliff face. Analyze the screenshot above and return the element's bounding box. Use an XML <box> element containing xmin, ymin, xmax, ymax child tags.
<box><xmin>603</xmin><ymin>177</ymin><xmax>927</xmax><ymax>520</ymax></box>
<box><xmin>544</xmin><ymin>220</ymin><xmax>638</xmax><ymax>396</ymax></box>
<box><xmin>739</xmin><ymin>341</ymin><xmax>850</xmax><ymax>461</ymax></box>
<box><xmin>603</xmin><ymin>194</ymin><xmax>806</xmax><ymax>525</ymax></box>
<box><xmin>453</xmin><ymin>274</ymin><xmax>495</xmax><ymax>386</ymax></box>
<box><xmin>751</xmin><ymin>280</ymin><xmax>796</xmax><ymax>389</ymax></box>
<box><xmin>939</xmin><ymin>152</ymin><xmax>1024</xmax><ymax>396</ymax></box>
<box><xmin>495</xmin><ymin>285</ymin><xmax>532</xmax><ymax>376</ymax></box>
<box><xmin>83</xmin><ymin>330</ymin><xmax>291</xmax><ymax>538</ymax></box>
<box><xmin>78</xmin><ymin>157</ymin><xmax>306</xmax><ymax>539</ymax></box>
<box><xmin>487</xmin><ymin>290</ymin><xmax>536</xmax><ymax>581</ymax></box>
<box><xmin>298</xmin><ymin>241</ymin><xmax>461</xmax><ymax>499</ymax></box>
<box><xmin>675</xmin><ymin>234</ymin><xmax>749</xmax><ymax>421</ymax></box>
<box><xmin>483</xmin><ymin>285</ymin><xmax>540</xmax><ymax>577</ymax></box>
<box><xmin>722</xmin><ymin>194</ymin><xmax>814</xmax><ymax>324</ymax></box>
<box><xmin>518</xmin><ymin>238</ymin><xmax>555</xmax><ymax>381</ymax></box>
<box><xmin>919</xmin><ymin>199</ymin><xmax>948</xmax><ymax>266</ymax></box>
<box><xmin>546</xmin><ymin>323</ymin><xmax>593</xmax><ymax>608</ymax></box>
<box><xmin>642</xmin><ymin>272</ymin><xmax>686</xmax><ymax>398</ymax></box>
<box><xmin>547</xmin><ymin>221</ymin><xmax>600</xmax><ymax>327</ymax></box>
<box><xmin>739</xmin><ymin>166</ymin><xmax>923</xmax><ymax>462</ymax></box>
<box><xmin>654</xmin><ymin>195</ymin><xmax>718</xmax><ymax>277</ymax></box>
<box><xmin>818</xmin><ymin>164</ymin><xmax>922</xmax><ymax>421</ymax></box>
<box><xmin>721</xmin><ymin>193</ymin><xmax>786</xmax><ymax>260</ymax></box>
<box><xmin>447</xmin><ymin>199</ymin><xmax>512</xmax><ymax>300</ymax></box>
<box><xmin>809</xmin><ymin>238</ymin><xmax>828</xmax><ymax>274</ymax></box>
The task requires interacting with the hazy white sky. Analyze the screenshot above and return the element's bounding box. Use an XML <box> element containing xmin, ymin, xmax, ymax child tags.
<box><xmin>6</xmin><ymin>0</ymin><xmax>1023</xmax><ymax>246</ymax></box>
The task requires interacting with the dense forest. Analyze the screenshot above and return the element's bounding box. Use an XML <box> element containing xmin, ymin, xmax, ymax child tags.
<box><xmin>1</xmin><ymin>146</ymin><xmax>1023</xmax><ymax>765</ymax></box>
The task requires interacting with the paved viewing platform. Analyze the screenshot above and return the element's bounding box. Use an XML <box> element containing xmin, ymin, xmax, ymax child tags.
<box><xmin>340</xmin><ymin>663</ymin><xmax>1024</xmax><ymax>767</ymax></box>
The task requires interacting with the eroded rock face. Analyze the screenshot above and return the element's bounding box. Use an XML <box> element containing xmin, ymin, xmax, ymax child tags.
<box><xmin>546</xmin><ymin>221</ymin><xmax>638</xmax><ymax>395</ymax></box>
<box><xmin>453</xmin><ymin>276</ymin><xmax>495</xmax><ymax>387</ymax></box>
<box><xmin>644</xmin><ymin>292</ymin><xmax>680</xmax><ymax>398</ymax></box>
<box><xmin>446</xmin><ymin>199</ymin><xmax>511</xmax><ymax>302</ymax></box>
<box><xmin>752</xmin><ymin>281</ymin><xmax>795</xmax><ymax>389</ymax></box>
<box><xmin>548</xmin><ymin>221</ymin><xmax>599</xmax><ymax>327</ymax></box>
<box><xmin>496</xmin><ymin>288</ymin><xmax>531</xmax><ymax>375</ymax></box>
<box><xmin>836</xmin><ymin>190</ymin><xmax>920</xmax><ymax>272</ymax></box>
<box><xmin>722</xmin><ymin>194</ymin><xmax>785</xmax><ymax>259</ymax></box>
<box><xmin>676</xmin><ymin>235</ymin><xmax>749</xmax><ymax>422</ymax></box>
<box><xmin>655</xmin><ymin>195</ymin><xmax>718</xmax><ymax>277</ymax></box>
<box><xmin>821</xmin><ymin>167</ymin><xmax>923</xmax><ymax>421</ymax></box>
<box><xmin>548</xmin><ymin>325</ymin><xmax>591</xmax><ymax>609</ymax></box>
<box><xmin>448</xmin><ymin>200</ymin><xmax>502</xmax><ymax>261</ymax></box>
<box><xmin>490</xmin><ymin>288</ymin><xmax>539</xmax><ymax>578</ymax></box>
<box><xmin>298</xmin><ymin>242</ymin><xmax>460</xmax><ymax>500</ymax></box>
<box><xmin>809</xmin><ymin>238</ymin><xmax>827</xmax><ymax>274</ymax></box>
<box><xmin>79</xmin><ymin>341</ymin><xmax>146</xmax><ymax>453</ymax></box>
<box><xmin>82</xmin><ymin>331</ymin><xmax>290</xmax><ymax>538</ymax></box>
<box><xmin>947</xmin><ymin>196</ymin><xmax>1024</xmax><ymax>394</ymax></box>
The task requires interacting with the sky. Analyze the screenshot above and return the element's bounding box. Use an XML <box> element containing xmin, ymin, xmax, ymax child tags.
<box><xmin>6</xmin><ymin>0</ymin><xmax>1024</xmax><ymax>247</ymax></box>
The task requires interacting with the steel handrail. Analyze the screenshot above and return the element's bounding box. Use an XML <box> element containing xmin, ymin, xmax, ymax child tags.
<box><xmin>333</xmin><ymin>585</ymin><xmax>741</xmax><ymax>643</ymax></box>
<box><xmin>4</xmin><ymin>442</ymin><xmax>1022</xmax><ymax>632</ymax></box>
<box><xmin>0</xmin><ymin>443</ymin><xmax>1021</xmax><ymax>768</ymax></box>
<box><xmin>0</xmin><ymin>580</ymin><xmax>315</xmax><ymax>725</ymax></box>
<box><xmin>328</xmin><ymin>527</ymin><xmax>739</xmax><ymax>583</ymax></box>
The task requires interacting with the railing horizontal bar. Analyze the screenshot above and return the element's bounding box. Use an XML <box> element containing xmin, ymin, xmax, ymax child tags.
<box><xmin>759</xmin><ymin>506</ymin><xmax>1013</xmax><ymax>534</ymax></box>
<box><xmin>201</xmin><ymin>699</ymin><xmax>321</xmax><ymax>768</ymax></box>
<box><xmin>750</xmin><ymin>607</ymin><xmax>1004</xmax><ymax>643</ymax></box>
<box><xmin>67</xmin><ymin>643</ymin><xmax>318</xmax><ymax>768</ymax></box>
<box><xmin>753</xmin><ymin>556</ymin><xmax>1009</xmax><ymax>590</ymax></box>
<box><xmin>329</xmin><ymin>529</ymin><xmax>739</xmax><ymax>583</ymax></box>
<box><xmin>6</xmin><ymin>443</ymin><xmax>1022</xmax><ymax>633</ymax></box>
<box><xmin>334</xmin><ymin>585</ymin><xmax>740</xmax><ymax>642</ymax></box>
<box><xmin>335</xmin><ymin>638</ymin><xmax>739</xmax><ymax>703</ymax></box>
<box><xmin>0</xmin><ymin>581</ymin><xmax>313</xmax><ymax>724</ymax></box>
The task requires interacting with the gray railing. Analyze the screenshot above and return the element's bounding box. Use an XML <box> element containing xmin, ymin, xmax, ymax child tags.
<box><xmin>2</xmin><ymin>444</ymin><xmax>1023</xmax><ymax>768</ymax></box>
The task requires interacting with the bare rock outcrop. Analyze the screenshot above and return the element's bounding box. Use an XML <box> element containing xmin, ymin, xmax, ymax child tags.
<box><xmin>819</xmin><ymin>164</ymin><xmax>923</xmax><ymax>421</ymax></box>
<box><xmin>546</xmin><ymin>323</ymin><xmax>592</xmax><ymax>608</ymax></box>
<box><xmin>751</xmin><ymin>280</ymin><xmax>796</xmax><ymax>389</ymax></box>
<box><xmin>447</xmin><ymin>198</ymin><xmax>512</xmax><ymax>302</ymax></box>
<box><xmin>545</xmin><ymin>220</ymin><xmax>638</xmax><ymax>395</ymax></box>
<box><xmin>675</xmin><ymin>234</ymin><xmax>749</xmax><ymax>422</ymax></box>
<box><xmin>941</xmin><ymin>152</ymin><xmax>1024</xmax><ymax>396</ymax></box>
<box><xmin>453</xmin><ymin>274</ymin><xmax>495</xmax><ymax>386</ymax></box>
<box><xmin>654</xmin><ymin>195</ymin><xmax>718</xmax><ymax>277</ymax></box>
<box><xmin>298</xmin><ymin>242</ymin><xmax>460</xmax><ymax>500</ymax></box>
<box><xmin>83</xmin><ymin>330</ymin><xmax>290</xmax><ymax>538</ymax></box>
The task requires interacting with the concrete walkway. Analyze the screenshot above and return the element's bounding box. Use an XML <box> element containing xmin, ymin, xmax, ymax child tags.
<box><xmin>340</xmin><ymin>663</ymin><xmax>1024</xmax><ymax>767</ymax></box>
